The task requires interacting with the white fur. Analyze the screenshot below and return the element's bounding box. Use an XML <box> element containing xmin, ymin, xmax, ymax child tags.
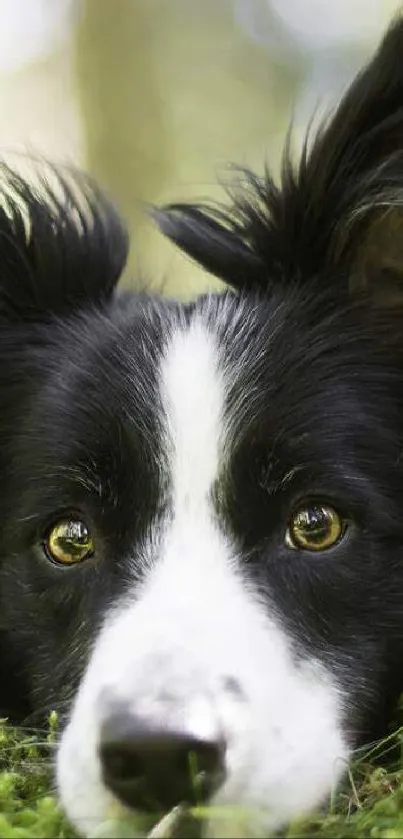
<box><xmin>57</xmin><ymin>315</ymin><xmax>349</xmax><ymax>837</ymax></box>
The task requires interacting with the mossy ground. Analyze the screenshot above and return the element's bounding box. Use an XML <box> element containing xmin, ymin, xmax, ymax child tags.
<box><xmin>2</xmin><ymin>715</ymin><xmax>403</xmax><ymax>838</ymax></box>
<box><xmin>0</xmin><ymin>715</ymin><xmax>72</xmax><ymax>838</ymax></box>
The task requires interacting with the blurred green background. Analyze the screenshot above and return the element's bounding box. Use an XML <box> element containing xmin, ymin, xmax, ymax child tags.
<box><xmin>0</xmin><ymin>0</ymin><xmax>400</xmax><ymax>296</ymax></box>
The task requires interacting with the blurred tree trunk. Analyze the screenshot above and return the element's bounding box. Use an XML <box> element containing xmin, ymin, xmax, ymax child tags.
<box><xmin>74</xmin><ymin>0</ymin><xmax>170</xmax><ymax>288</ymax></box>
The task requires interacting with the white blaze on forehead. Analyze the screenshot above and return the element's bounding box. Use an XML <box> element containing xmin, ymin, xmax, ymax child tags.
<box><xmin>161</xmin><ymin>318</ymin><xmax>224</xmax><ymax>510</ymax></box>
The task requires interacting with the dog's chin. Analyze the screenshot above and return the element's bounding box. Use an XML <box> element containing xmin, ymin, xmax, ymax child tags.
<box><xmin>58</xmin><ymin>800</ymin><xmax>273</xmax><ymax>839</ymax></box>
<box><xmin>55</xmin><ymin>771</ymin><xmax>313</xmax><ymax>839</ymax></box>
<box><xmin>56</xmin><ymin>777</ymin><xmax>334</xmax><ymax>839</ymax></box>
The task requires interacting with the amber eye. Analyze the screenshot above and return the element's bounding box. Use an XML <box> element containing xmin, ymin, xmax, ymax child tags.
<box><xmin>286</xmin><ymin>503</ymin><xmax>344</xmax><ymax>552</ymax></box>
<box><xmin>44</xmin><ymin>518</ymin><xmax>94</xmax><ymax>565</ymax></box>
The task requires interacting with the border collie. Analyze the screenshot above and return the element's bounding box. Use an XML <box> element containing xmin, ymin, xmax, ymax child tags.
<box><xmin>2</xmin><ymin>15</ymin><xmax>403</xmax><ymax>839</ymax></box>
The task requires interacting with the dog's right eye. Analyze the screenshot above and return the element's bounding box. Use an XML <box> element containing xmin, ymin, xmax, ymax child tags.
<box><xmin>43</xmin><ymin>518</ymin><xmax>94</xmax><ymax>565</ymax></box>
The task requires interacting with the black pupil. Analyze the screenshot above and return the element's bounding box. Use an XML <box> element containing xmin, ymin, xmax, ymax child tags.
<box><xmin>297</xmin><ymin>506</ymin><xmax>333</xmax><ymax>545</ymax></box>
<box><xmin>58</xmin><ymin>521</ymin><xmax>90</xmax><ymax>558</ymax></box>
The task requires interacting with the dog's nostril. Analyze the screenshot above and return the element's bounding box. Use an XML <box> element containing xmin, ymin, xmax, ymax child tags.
<box><xmin>99</xmin><ymin>713</ymin><xmax>226</xmax><ymax>813</ymax></box>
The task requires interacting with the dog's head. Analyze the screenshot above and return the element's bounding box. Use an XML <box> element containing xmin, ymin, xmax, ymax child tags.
<box><xmin>2</xmin><ymin>17</ymin><xmax>403</xmax><ymax>839</ymax></box>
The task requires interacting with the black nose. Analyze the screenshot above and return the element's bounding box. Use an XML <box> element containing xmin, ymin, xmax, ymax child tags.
<box><xmin>99</xmin><ymin>713</ymin><xmax>225</xmax><ymax>813</ymax></box>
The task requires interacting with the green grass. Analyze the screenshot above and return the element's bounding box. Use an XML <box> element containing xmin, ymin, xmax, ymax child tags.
<box><xmin>0</xmin><ymin>715</ymin><xmax>72</xmax><ymax>838</ymax></box>
<box><xmin>2</xmin><ymin>715</ymin><xmax>403</xmax><ymax>838</ymax></box>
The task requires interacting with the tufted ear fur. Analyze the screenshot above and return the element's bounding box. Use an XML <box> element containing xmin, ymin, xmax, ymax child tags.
<box><xmin>154</xmin><ymin>17</ymin><xmax>403</xmax><ymax>305</ymax></box>
<box><xmin>0</xmin><ymin>162</ymin><xmax>129</xmax><ymax>322</ymax></box>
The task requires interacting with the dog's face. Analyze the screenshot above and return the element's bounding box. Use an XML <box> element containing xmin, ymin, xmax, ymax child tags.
<box><xmin>2</xmin><ymin>17</ymin><xmax>403</xmax><ymax>839</ymax></box>
<box><xmin>6</xmin><ymin>289</ymin><xmax>403</xmax><ymax>837</ymax></box>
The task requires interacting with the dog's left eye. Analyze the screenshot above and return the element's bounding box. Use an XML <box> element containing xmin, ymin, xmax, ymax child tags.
<box><xmin>286</xmin><ymin>503</ymin><xmax>344</xmax><ymax>552</ymax></box>
<box><xmin>44</xmin><ymin>518</ymin><xmax>94</xmax><ymax>565</ymax></box>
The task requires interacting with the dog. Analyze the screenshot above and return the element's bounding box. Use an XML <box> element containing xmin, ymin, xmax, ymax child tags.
<box><xmin>2</xmin><ymin>14</ymin><xmax>403</xmax><ymax>839</ymax></box>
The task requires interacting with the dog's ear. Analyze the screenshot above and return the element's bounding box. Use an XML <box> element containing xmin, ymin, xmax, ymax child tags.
<box><xmin>0</xmin><ymin>163</ymin><xmax>128</xmax><ymax>322</ymax></box>
<box><xmin>155</xmin><ymin>17</ymin><xmax>403</xmax><ymax>304</ymax></box>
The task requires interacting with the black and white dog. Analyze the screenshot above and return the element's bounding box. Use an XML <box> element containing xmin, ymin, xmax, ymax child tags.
<box><xmin>2</xmin><ymin>15</ymin><xmax>403</xmax><ymax>839</ymax></box>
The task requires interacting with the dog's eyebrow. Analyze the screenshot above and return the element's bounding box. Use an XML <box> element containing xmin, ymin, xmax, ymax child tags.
<box><xmin>264</xmin><ymin>465</ymin><xmax>307</xmax><ymax>496</ymax></box>
<box><xmin>279</xmin><ymin>466</ymin><xmax>305</xmax><ymax>490</ymax></box>
<box><xmin>34</xmin><ymin>463</ymin><xmax>107</xmax><ymax>502</ymax></box>
<box><xmin>61</xmin><ymin>464</ymin><xmax>104</xmax><ymax>497</ymax></box>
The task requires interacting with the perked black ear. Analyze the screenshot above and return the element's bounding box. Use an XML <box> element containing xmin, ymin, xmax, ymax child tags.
<box><xmin>155</xmin><ymin>16</ymin><xmax>403</xmax><ymax>303</ymax></box>
<box><xmin>0</xmin><ymin>162</ymin><xmax>129</xmax><ymax>322</ymax></box>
